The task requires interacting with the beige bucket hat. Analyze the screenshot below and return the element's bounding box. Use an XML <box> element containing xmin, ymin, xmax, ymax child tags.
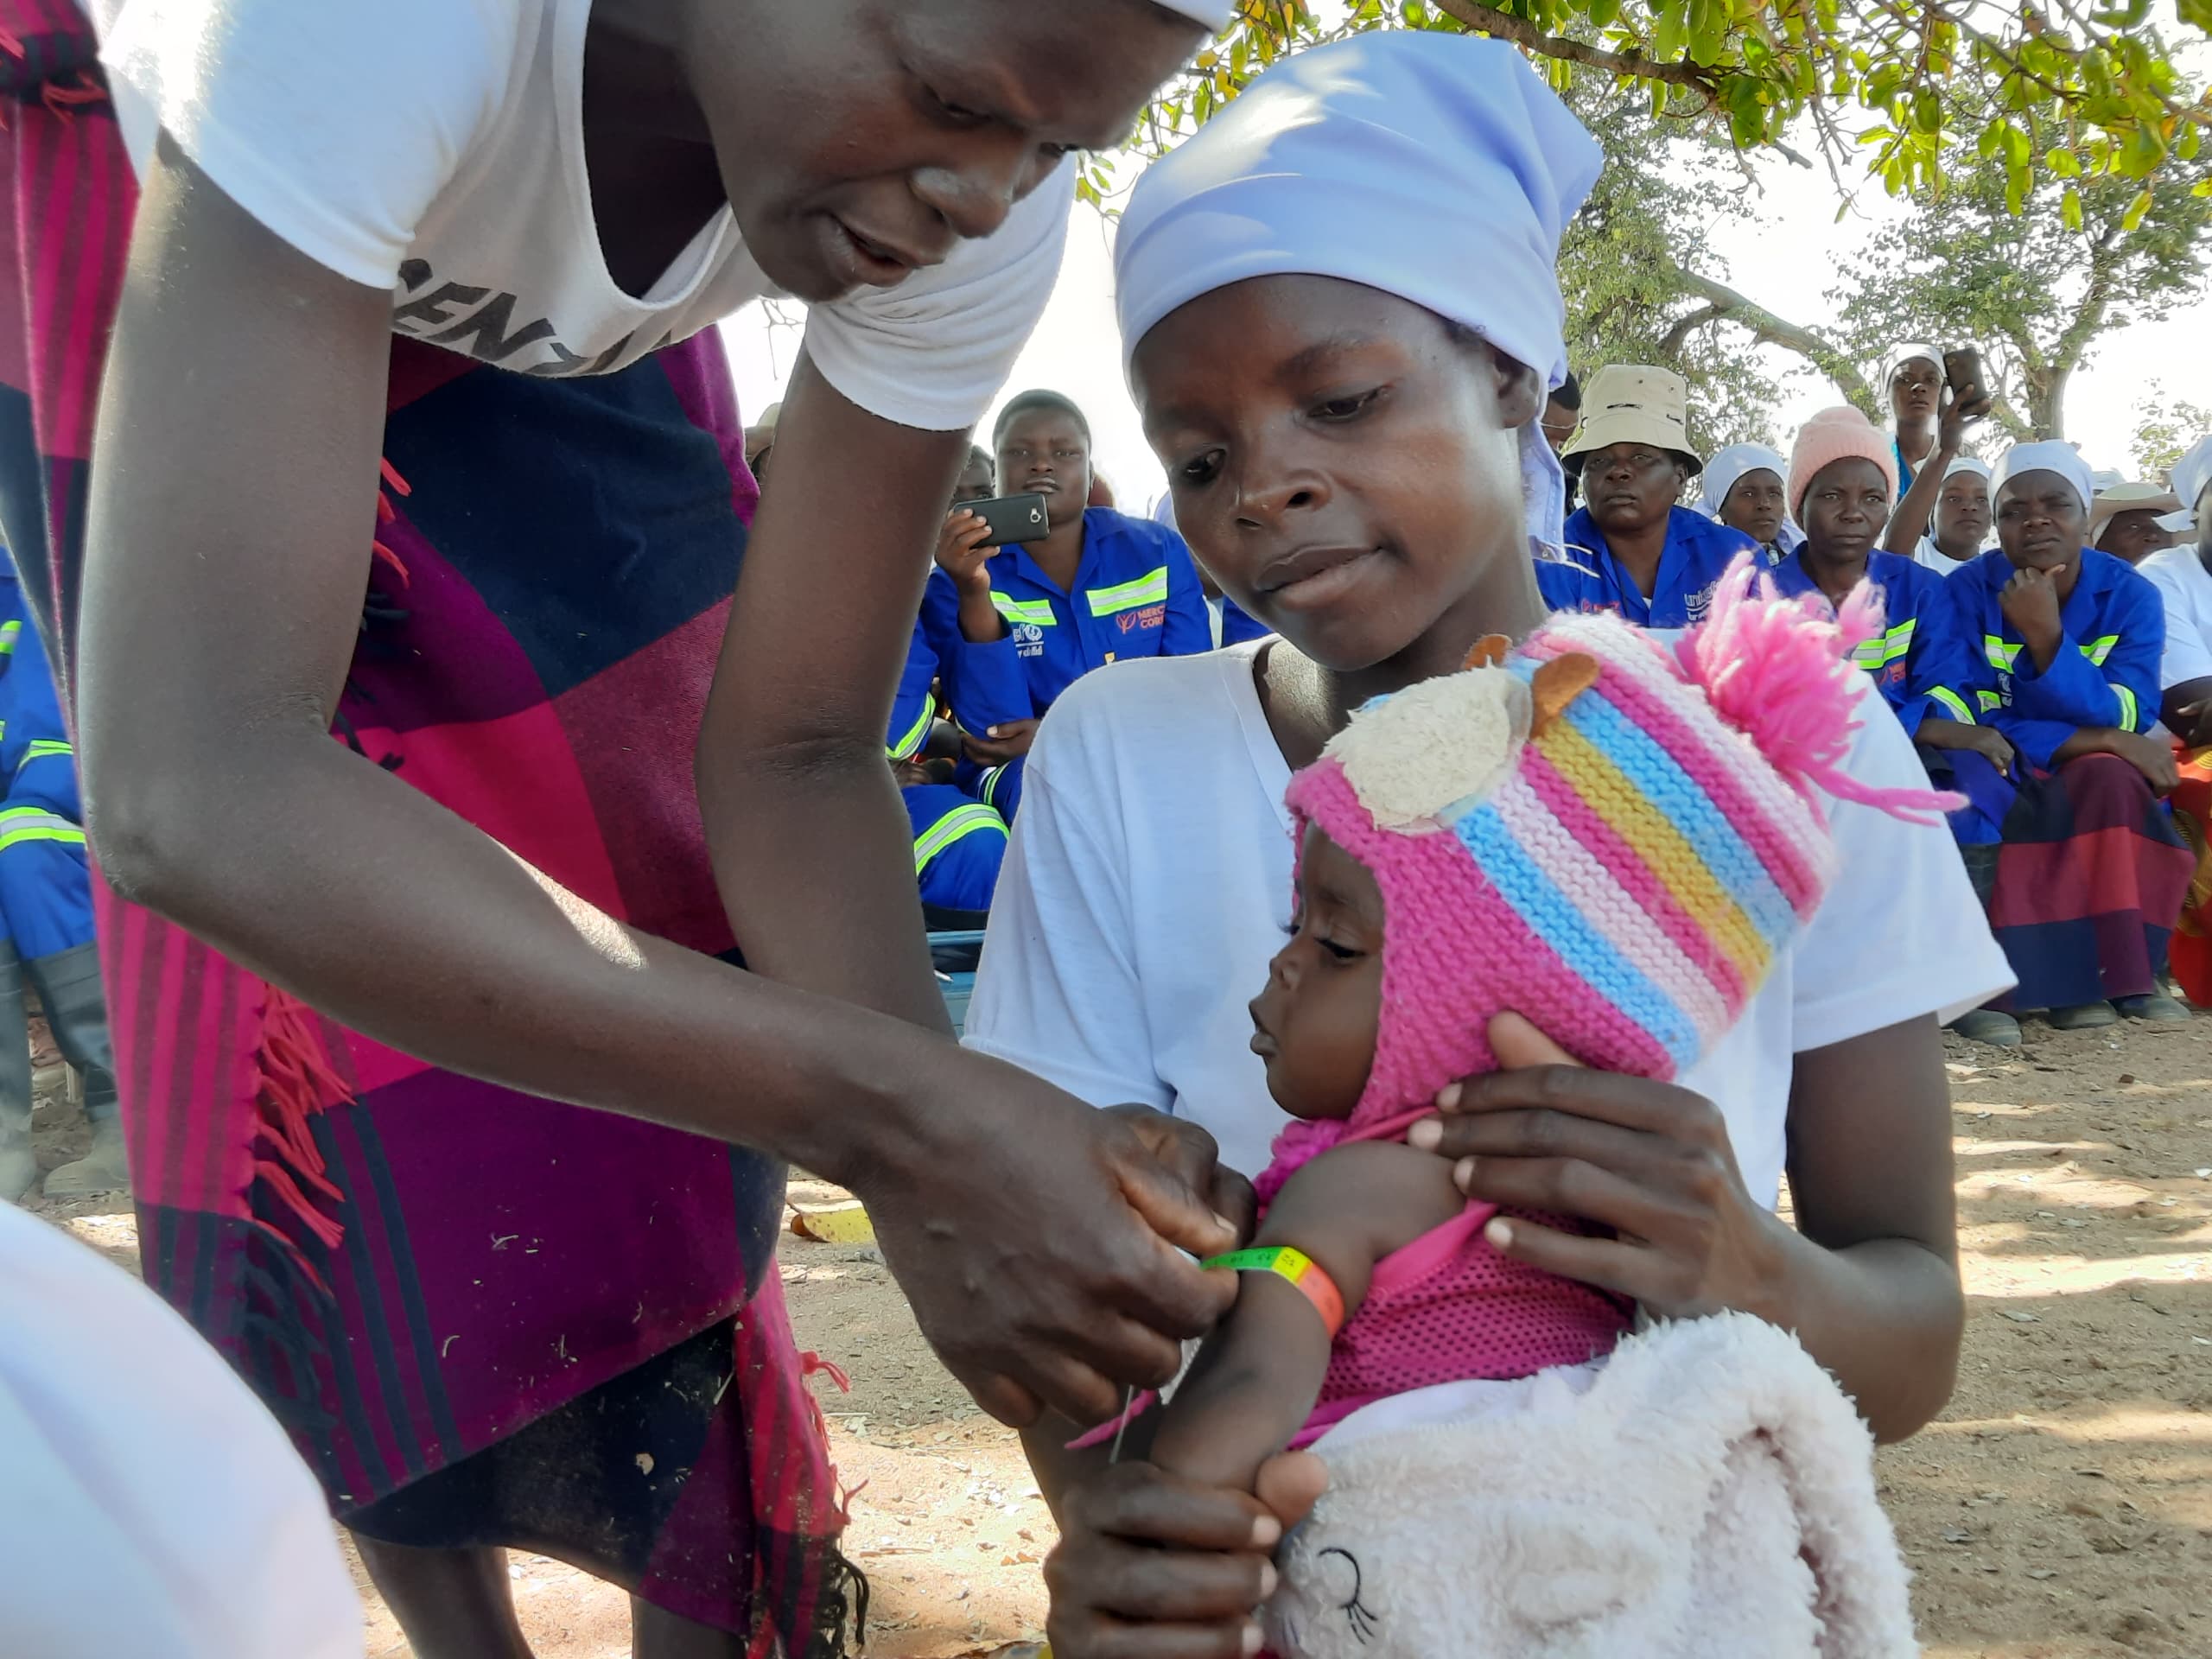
<box><xmin>2088</xmin><ymin>480</ymin><xmax>2182</xmax><ymax>539</ymax></box>
<box><xmin>1560</xmin><ymin>365</ymin><xmax>1703</xmax><ymax>478</ymax></box>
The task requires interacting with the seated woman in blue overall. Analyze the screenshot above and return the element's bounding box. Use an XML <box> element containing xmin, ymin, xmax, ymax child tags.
<box><xmin>1941</xmin><ymin>442</ymin><xmax>2193</xmax><ymax>1043</ymax></box>
<box><xmin>0</xmin><ymin>552</ymin><xmax>121</xmax><ymax>1201</ymax></box>
<box><xmin>890</xmin><ymin>448</ymin><xmax>1027</xmax><ymax>915</ymax></box>
<box><xmin>1541</xmin><ymin>364</ymin><xmax>1758</xmax><ymax>626</ymax></box>
<box><xmin>923</xmin><ymin>390</ymin><xmax>1211</xmax><ymax>819</ymax></box>
<box><xmin>1764</xmin><ymin>408</ymin><xmax>1989</xmax><ymax>756</ymax></box>
<box><xmin>1762</xmin><ymin>411</ymin><xmax>2031</xmax><ymax>1046</ymax></box>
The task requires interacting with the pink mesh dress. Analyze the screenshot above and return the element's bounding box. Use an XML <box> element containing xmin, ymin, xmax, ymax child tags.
<box><xmin>1256</xmin><ymin>1108</ymin><xmax>1634</xmax><ymax>1449</ymax></box>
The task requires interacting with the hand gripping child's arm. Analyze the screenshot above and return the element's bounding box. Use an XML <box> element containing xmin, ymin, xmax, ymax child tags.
<box><xmin>1146</xmin><ymin>1140</ymin><xmax>1468</xmax><ymax>1494</ymax></box>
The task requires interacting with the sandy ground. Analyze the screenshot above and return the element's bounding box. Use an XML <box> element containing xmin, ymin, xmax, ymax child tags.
<box><xmin>20</xmin><ymin>1019</ymin><xmax>2212</xmax><ymax>1658</ymax></box>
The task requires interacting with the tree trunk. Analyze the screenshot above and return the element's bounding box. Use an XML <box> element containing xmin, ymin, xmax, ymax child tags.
<box><xmin>2024</xmin><ymin>362</ymin><xmax>2066</xmax><ymax>442</ymax></box>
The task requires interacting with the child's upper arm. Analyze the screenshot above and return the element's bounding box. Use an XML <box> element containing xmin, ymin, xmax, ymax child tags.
<box><xmin>1144</xmin><ymin>1140</ymin><xmax>1467</xmax><ymax>1492</ymax></box>
<box><xmin>1256</xmin><ymin>1140</ymin><xmax>1468</xmax><ymax>1317</ymax></box>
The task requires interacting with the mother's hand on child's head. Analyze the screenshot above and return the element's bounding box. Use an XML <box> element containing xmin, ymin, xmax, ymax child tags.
<box><xmin>1406</xmin><ymin>1013</ymin><xmax>1791</xmax><ymax>1323</ymax></box>
<box><xmin>1101</xmin><ymin>1104</ymin><xmax>1260</xmax><ymax>1247</ymax></box>
<box><xmin>1045</xmin><ymin>1462</ymin><xmax>1283</xmax><ymax>1659</ymax></box>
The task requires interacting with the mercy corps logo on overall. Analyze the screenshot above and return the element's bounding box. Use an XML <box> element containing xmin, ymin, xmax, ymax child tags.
<box><xmin>1117</xmin><ymin>604</ymin><xmax>1167</xmax><ymax>634</ymax></box>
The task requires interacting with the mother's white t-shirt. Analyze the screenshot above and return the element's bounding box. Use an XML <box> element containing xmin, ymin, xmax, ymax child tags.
<box><xmin>967</xmin><ymin>643</ymin><xmax>2013</xmax><ymax>1205</ymax></box>
<box><xmin>91</xmin><ymin>0</ymin><xmax>1070</xmax><ymax>430</ymax></box>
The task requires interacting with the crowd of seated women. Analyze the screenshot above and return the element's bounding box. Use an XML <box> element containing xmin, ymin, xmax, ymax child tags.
<box><xmin>873</xmin><ymin>360</ymin><xmax>2210</xmax><ymax>1060</ymax></box>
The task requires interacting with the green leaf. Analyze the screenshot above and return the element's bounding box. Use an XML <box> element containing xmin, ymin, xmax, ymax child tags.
<box><xmin>2045</xmin><ymin>146</ymin><xmax>2081</xmax><ymax>178</ymax></box>
<box><xmin>2061</xmin><ymin>185</ymin><xmax>2085</xmax><ymax>231</ymax></box>
<box><xmin>1586</xmin><ymin>0</ymin><xmax>1620</xmax><ymax>27</ymax></box>
<box><xmin>2120</xmin><ymin>188</ymin><xmax>2154</xmax><ymax>231</ymax></box>
<box><xmin>1688</xmin><ymin>0</ymin><xmax>1726</xmax><ymax>66</ymax></box>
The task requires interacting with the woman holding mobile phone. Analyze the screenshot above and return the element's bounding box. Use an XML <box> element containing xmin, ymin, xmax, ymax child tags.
<box><xmin>1884</xmin><ymin>346</ymin><xmax>1993</xmax><ymax>562</ymax></box>
<box><xmin>0</xmin><ymin>4</ymin><xmax>1252</xmax><ymax>1656</ymax></box>
<box><xmin>923</xmin><ymin>390</ymin><xmax>1214</xmax><ymax>821</ymax></box>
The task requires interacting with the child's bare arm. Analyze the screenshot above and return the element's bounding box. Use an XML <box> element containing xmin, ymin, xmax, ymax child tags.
<box><xmin>1147</xmin><ymin>1141</ymin><xmax>1466</xmax><ymax>1492</ymax></box>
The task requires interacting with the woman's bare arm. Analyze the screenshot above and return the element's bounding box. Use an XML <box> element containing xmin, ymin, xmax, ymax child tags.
<box><xmin>1772</xmin><ymin>1017</ymin><xmax>1965</xmax><ymax>1441</ymax></box>
<box><xmin>698</xmin><ymin>353</ymin><xmax>964</xmax><ymax>1030</ymax></box>
<box><xmin>80</xmin><ymin>139</ymin><xmax>1233</xmax><ymax>1426</ymax></box>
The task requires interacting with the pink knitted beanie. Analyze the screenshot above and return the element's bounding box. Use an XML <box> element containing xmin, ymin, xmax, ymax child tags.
<box><xmin>1281</xmin><ymin>556</ymin><xmax>1957</xmax><ymax>1132</ymax></box>
<box><xmin>1787</xmin><ymin>405</ymin><xmax>1900</xmax><ymax>522</ymax></box>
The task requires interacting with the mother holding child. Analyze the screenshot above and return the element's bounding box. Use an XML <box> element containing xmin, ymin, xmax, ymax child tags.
<box><xmin>967</xmin><ymin>35</ymin><xmax>2012</xmax><ymax>1656</ymax></box>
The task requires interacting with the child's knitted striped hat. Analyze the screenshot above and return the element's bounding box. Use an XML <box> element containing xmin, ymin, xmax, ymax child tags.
<box><xmin>1285</xmin><ymin>556</ymin><xmax>1958</xmax><ymax>1118</ymax></box>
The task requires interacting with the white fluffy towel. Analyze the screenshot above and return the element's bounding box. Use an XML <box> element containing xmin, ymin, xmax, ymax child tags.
<box><xmin>1266</xmin><ymin>1312</ymin><xmax>1918</xmax><ymax>1658</ymax></box>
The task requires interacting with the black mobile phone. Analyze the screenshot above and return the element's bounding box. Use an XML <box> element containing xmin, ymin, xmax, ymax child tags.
<box><xmin>1943</xmin><ymin>346</ymin><xmax>1989</xmax><ymax>412</ymax></box>
<box><xmin>965</xmin><ymin>492</ymin><xmax>1052</xmax><ymax>546</ymax></box>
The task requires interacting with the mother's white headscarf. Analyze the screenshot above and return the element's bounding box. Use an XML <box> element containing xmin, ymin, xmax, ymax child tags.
<box><xmin>1694</xmin><ymin>442</ymin><xmax>1804</xmax><ymax>553</ymax></box>
<box><xmin>1112</xmin><ymin>33</ymin><xmax>1603</xmax><ymax>558</ymax></box>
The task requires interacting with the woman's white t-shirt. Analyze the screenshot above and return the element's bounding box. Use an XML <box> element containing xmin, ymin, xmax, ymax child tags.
<box><xmin>91</xmin><ymin>0</ymin><xmax>1071</xmax><ymax>431</ymax></box>
<box><xmin>2140</xmin><ymin>546</ymin><xmax>2212</xmax><ymax>691</ymax></box>
<box><xmin>967</xmin><ymin>644</ymin><xmax>2014</xmax><ymax>1205</ymax></box>
<box><xmin>1912</xmin><ymin>537</ymin><xmax>1986</xmax><ymax>578</ymax></box>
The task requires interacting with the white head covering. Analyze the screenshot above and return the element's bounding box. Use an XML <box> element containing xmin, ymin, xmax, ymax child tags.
<box><xmin>1695</xmin><ymin>442</ymin><xmax>1802</xmax><ymax>551</ymax></box>
<box><xmin>1929</xmin><ymin>455</ymin><xmax>1996</xmax><ymax>556</ymax></box>
<box><xmin>1885</xmin><ymin>343</ymin><xmax>1942</xmax><ymax>388</ymax></box>
<box><xmin>0</xmin><ymin>1203</ymin><xmax>364</xmax><ymax>1658</ymax></box>
<box><xmin>2172</xmin><ymin>435</ymin><xmax>2212</xmax><ymax>523</ymax></box>
<box><xmin>1992</xmin><ymin>440</ymin><xmax>2097</xmax><ymax>521</ymax></box>
<box><xmin>1152</xmin><ymin>1</ymin><xmax>1237</xmax><ymax>23</ymax></box>
<box><xmin>1113</xmin><ymin>33</ymin><xmax>1603</xmax><ymax>558</ymax></box>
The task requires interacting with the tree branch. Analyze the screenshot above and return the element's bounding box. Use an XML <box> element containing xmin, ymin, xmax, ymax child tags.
<box><xmin>1673</xmin><ymin>270</ymin><xmax>1879</xmax><ymax>412</ymax></box>
<box><xmin>2051</xmin><ymin>264</ymin><xmax>2117</xmax><ymax>381</ymax></box>
<box><xmin>1987</xmin><ymin>395</ymin><xmax>2034</xmax><ymax>445</ymax></box>
<box><xmin>1659</xmin><ymin>302</ymin><xmax>1729</xmax><ymax>359</ymax></box>
<box><xmin>1428</xmin><ymin>0</ymin><xmax>1716</xmax><ymax>93</ymax></box>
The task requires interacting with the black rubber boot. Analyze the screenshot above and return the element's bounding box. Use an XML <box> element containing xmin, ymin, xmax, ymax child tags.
<box><xmin>26</xmin><ymin>942</ymin><xmax>127</xmax><ymax>1198</ymax></box>
<box><xmin>0</xmin><ymin>942</ymin><xmax>37</xmax><ymax>1201</ymax></box>
<box><xmin>23</xmin><ymin>942</ymin><xmax>117</xmax><ymax>1115</ymax></box>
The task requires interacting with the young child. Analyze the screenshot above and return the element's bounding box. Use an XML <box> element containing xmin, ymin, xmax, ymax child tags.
<box><xmin>1135</xmin><ymin>573</ymin><xmax>1945</xmax><ymax>1656</ymax></box>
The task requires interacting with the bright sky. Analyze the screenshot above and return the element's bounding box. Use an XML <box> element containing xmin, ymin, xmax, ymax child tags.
<box><xmin>722</xmin><ymin>29</ymin><xmax>2212</xmax><ymax>505</ymax></box>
